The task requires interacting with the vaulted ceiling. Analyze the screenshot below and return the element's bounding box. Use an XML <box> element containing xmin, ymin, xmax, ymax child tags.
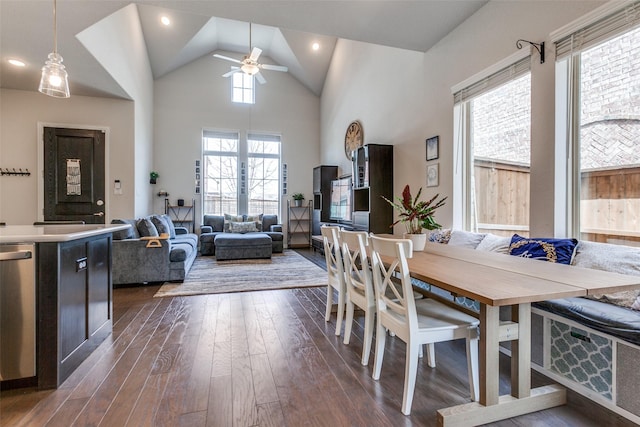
<box><xmin>0</xmin><ymin>1</ymin><xmax>487</xmax><ymax>99</ymax></box>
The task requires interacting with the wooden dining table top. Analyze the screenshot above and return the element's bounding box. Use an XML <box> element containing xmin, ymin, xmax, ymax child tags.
<box><xmin>401</xmin><ymin>242</ymin><xmax>640</xmax><ymax>307</ymax></box>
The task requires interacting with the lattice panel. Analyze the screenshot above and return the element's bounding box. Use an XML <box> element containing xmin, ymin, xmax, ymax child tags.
<box><xmin>549</xmin><ymin>320</ymin><xmax>613</xmax><ymax>399</ymax></box>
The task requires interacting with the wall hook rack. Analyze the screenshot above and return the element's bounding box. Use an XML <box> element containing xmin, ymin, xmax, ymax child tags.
<box><xmin>516</xmin><ymin>39</ymin><xmax>545</xmax><ymax>64</ymax></box>
<box><xmin>1</xmin><ymin>168</ymin><xmax>31</xmax><ymax>176</ymax></box>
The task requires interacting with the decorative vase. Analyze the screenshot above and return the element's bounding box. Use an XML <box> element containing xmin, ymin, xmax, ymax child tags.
<box><xmin>403</xmin><ymin>232</ymin><xmax>427</xmax><ymax>252</ymax></box>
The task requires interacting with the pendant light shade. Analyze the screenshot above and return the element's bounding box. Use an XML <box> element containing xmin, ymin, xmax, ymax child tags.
<box><xmin>39</xmin><ymin>0</ymin><xmax>70</xmax><ymax>98</ymax></box>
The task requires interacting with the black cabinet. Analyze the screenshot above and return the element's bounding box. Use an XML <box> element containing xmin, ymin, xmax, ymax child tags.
<box><xmin>312</xmin><ymin>165</ymin><xmax>338</xmax><ymax>235</ymax></box>
<box><xmin>352</xmin><ymin>144</ymin><xmax>393</xmax><ymax>234</ymax></box>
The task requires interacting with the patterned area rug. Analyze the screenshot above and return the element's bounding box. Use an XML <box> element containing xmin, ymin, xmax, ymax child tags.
<box><xmin>154</xmin><ymin>250</ymin><xmax>327</xmax><ymax>297</ymax></box>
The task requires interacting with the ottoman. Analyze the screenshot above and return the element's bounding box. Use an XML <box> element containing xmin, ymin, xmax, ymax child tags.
<box><xmin>214</xmin><ymin>233</ymin><xmax>272</xmax><ymax>260</ymax></box>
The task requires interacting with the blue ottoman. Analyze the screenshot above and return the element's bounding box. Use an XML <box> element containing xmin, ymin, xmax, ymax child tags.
<box><xmin>214</xmin><ymin>233</ymin><xmax>272</xmax><ymax>260</ymax></box>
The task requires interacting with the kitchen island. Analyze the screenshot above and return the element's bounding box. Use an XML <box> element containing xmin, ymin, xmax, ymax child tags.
<box><xmin>0</xmin><ymin>224</ymin><xmax>129</xmax><ymax>390</ymax></box>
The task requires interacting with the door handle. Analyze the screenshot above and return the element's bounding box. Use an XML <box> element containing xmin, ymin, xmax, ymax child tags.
<box><xmin>93</xmin><ymin>212</ymin><xmax>104</xmax><ymax>217</ymax></box>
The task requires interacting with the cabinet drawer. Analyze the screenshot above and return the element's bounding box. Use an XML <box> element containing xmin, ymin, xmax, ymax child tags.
<box><xmin>549</xmin><ymin>319</ymin><xmax>612</xmax><ymax>400</ymax></box>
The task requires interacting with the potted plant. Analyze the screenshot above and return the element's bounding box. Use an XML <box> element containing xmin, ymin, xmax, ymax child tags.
<box><xmin>150</xmin><ymin>171</ymin><xmax>159</xmax><ymax>184</ymax></box>
<box><xmin>292</xmin><ymin>193</ymin><xmax>305</xmax><ymax>207</ymax></box>
<box><xmin>382</xmin><ymin>184</ymin><xmax>447</xmax><ymax>251</ymax></box>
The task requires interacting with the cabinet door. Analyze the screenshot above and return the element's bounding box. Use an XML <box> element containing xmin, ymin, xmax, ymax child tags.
<box><xmin>59</xmin><ymin>242</ymin><xmax>87</xmax><ymax>360</ymax></box>
<box><xmin>88</xmin><ymin>237</ymin><xmax>110</xmax><ymax>335</ymax></box>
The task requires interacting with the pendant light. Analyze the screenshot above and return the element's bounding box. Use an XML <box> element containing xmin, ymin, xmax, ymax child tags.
<box><xmin>38</xmin><ymin>0</ymin><xmax>70</xmax><ymax>98</ymax></box>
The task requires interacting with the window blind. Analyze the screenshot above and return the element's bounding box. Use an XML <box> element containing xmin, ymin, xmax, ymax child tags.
<box><xmin>203</xmin><ymin>130</ymin><xmax>238</xmax><ymax>140</ymax></box>
<box><xmin>247</xmin><ymin>133</ymin><xmax>281</xmax><ymax>142</ymax></box>
<box><xmin>555</xmin><ymin>1</ymin><xmax>640</xmax><ymax>59</ymax></box>
<box><xmin>453</xmin><ymin>57</ymin><xmax>531</xmax><ymax>104</ymax></box>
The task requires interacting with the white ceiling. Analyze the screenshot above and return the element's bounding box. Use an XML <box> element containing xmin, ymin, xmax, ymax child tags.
<box><xmin>0</xmin><ymin>0</ymin><xmax>487</xmax><ymax>99</ymax></box>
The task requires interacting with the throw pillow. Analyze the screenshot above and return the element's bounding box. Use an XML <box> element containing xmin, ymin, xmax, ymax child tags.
<box><xmin>136</xmin><ymin>217</ymin><xmax>159</xmax><ymax>237</ymax></box>
<box><xmin>428</xmin><ymin>228</ymin><xmax>451</xmax><ymax>244</ymax></box>
<box><xmin>448</xmin><ymin>230</ymin><xmax>486</xmax><ymax>249</ymax></box>
<box><xmin>246</xmin><ymin>214</ymin><xmax>263</xmax><ymax>231</ymax></box>
<box><xmin>111</xmin><ymin>219</ymin><xmax>136</xmax><ymax>240</ymax></box>
<box><xmin>151</xmin><ymin>215</ymin><xmax>172</xmax><ymax>238</ymax></box>
<box><xmin>476</xmin><ymin>233</ymin><xmax>511</xmax><ymax>254</ymax></box>
<box><xmin>223</xmin><ymin>214</ymin><xmax>243</xmax><ymax>232</ymax></box>
<box><xmin>508</xmin><ymin>234</ymin><xmax>578</xmax><ymax>265</ymax></box>
<box><xmin>229</xmin><ymin>221</ymin><xmax>259</xmax><ymax>234</ymax></box>
<box><xmin>160</xmin><ymin>214</ymin><xmax>177</xmax><ymax>239</ymax></box>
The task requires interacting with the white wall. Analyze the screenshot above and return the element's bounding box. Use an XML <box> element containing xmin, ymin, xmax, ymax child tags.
<box><xmin>321</xmin><ymin>0</ymin><xmax>605</xmax><ymax>236</ymax></box>
<box><xmin>0</xmin><ymin>88</ymin><xmax>135</xmax><ymax>225</ymax></box>
<box><xmin>153</xmin><ymin>51</ymin><xmax>320</xmax><ymax>229</ymax></box>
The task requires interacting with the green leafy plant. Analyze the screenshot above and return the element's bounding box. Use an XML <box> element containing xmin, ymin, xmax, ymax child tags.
<box><xmin>150</xmin><ymin>171</ymin><xmax>159</xmax><ymax>180</ymax></box>
<box><xmin>292</xmin><ymin>193</ymin><xmax>305</xmax><ymax>201</ymax></box>
<box><xmin>382</xmin><ymin>184</ymin><xmax>447</xmax><ymax>234</ymax></box>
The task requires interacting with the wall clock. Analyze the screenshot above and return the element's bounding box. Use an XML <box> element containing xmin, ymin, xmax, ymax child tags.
<box><xmin>344</xmin><ymin>121</ymin><xmax>364</xmax><ymax>159</ymax></box>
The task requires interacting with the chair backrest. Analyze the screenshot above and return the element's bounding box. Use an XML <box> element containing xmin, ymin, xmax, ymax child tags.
<box><xmin>321</xmin><ymin>225</ymin><xmax>344</xmax><ymax>285</ymax></box>
<box><xmin>370</xmin><ymin>235</ymin><xmax>418</xmax><ymax>329</ymax></box>
<box><xmin>340</xmin><ymin>230</ymin><xmax>374</xmax><ymax>306</ymax></box>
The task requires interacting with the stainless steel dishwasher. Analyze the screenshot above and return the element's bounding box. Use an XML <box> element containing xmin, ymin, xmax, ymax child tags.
<box><xmin>0</xmin><ymin>244</ymin><xmax>36</xmax><ymax>381</ymax></box>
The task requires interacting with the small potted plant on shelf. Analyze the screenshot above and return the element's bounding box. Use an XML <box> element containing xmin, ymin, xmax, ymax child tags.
<box><xmin>150</xmin><ymin>171</ymin><xmax>159</xmax><ymax>184</ymax></box>
<box><xmin>292</xmin><ymin>193</ymin><xmax>305</xmax><ymax>207</ymax></box>
<box><xmin>382</xmin><ymin>184</ymin><xmax>447</xmax><ymax>251</ymax></box>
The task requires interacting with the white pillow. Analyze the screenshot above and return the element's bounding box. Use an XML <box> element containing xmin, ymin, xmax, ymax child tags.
<box><xmin>448</xmin><ymin>230</ymin><xmax>486</xmax><ymax>249</ymax></box>
<box><xmin>476</xmin><ymin>233</ymin><xmax>511</xmax><ymax>254</ymax></box>
<box><xmin>229</xmin><ymin>221</ymin><xmax>259</xmax><ymax>234</ymax></box>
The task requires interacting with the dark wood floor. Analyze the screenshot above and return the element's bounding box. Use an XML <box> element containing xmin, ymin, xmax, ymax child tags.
<box><xmin>1</xmin><ymin>249</ymin><xmax>635</xmax><ymax>426</ymax></box>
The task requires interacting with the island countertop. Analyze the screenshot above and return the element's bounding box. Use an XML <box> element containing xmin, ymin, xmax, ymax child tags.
<box><xmin>0</xmin><ymin>224</ymin><xmax>130</xmax><ymax>243</ymax></box>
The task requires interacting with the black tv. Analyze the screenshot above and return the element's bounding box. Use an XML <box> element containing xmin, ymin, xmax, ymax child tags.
<box><xmin>329</xmin><ymin>176</ymin><xmax>352</xmax><ymax>221</ymax></box>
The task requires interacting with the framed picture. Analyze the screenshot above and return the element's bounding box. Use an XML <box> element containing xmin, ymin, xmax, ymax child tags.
<box><xmin>427</xmin><ymin>163</ymin><xmax>439</xmax><ymax>187</ymax></box>
<box><xmin>426</xmin><ymin>136</ymin><xmax>439</xmax><ymax>161</ymax></box>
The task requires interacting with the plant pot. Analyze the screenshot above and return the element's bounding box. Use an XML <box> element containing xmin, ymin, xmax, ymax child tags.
<box><xmin>294</xmin><ymin>199</ymin><xmax>303</xmax><ymax>207</ymax></box>
<box><xmin>150</xmin><ymin>178</ymin><xmax>157</xmax><ymax>184</ymax></box>
<box><xmin>403</xmin><ymin>232</ymin><xmax>427</xmax><ymax>252</ymax></box>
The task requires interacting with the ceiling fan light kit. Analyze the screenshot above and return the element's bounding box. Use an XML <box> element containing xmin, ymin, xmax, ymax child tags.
<box><xmin>39</xmin><ymin>0</ymin><xmax>70</xmax><ymax>98</ymax></box>
<box><xmin>213</xmin><ymin>22</ymin><xmax>288</xmax><ymax>84</ymax></box>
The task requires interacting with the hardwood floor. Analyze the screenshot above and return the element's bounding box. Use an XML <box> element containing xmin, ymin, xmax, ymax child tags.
<box><xmin>1</xmin><ymin>249</ymin><xmax>635</xmax><ymax>426</ymax></box>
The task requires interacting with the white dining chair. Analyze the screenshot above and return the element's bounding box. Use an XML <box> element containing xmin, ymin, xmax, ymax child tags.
<box><xmin>369</xmin><ymin>234</ymin><xmax>480</xmax><ymax>415</ymax></box>
<box><xmin>321</xmin><ymin>225</ymin><xmax>346</xmax><ymax>336</ymax></box>
<box><xmin>340</xmin><ymin>230</ymin><xmax>375</xmax><ymax>365</ymax></box>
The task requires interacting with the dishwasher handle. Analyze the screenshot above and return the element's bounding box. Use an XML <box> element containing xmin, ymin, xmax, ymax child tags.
<box><xmin>0</xmin><ymin>250</ymin><xmax>32</xmax><ymax>261</ymax></box>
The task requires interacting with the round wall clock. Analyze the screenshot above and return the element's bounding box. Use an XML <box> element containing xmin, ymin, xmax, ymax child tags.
<box><xmin>344</xmin><ymin>121</ymin><xmax>364</xmax><ymax>159</ymax></box>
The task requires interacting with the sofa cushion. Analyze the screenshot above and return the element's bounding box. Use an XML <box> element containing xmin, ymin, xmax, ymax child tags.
<box><xmin>262</xmin><ymin>214</ymin><xmax>279</xmax><ymax>232</ymax></box>
<box><xmin>230</xmin><ymin>221</ymin><xmax>259</xmax><ymax>234</ymax></box>
<box><xmin>509</xmin><ymin>234</ymin><xmax>578</xmax><ymax>265</ymax></box>
<box><xmin>448</xmin><ymin>230</ymin><xmax>486</xmax><ymax>248</ymax></box>
<box><xmin>476</xmin><ymin>233</ymin><xmax>511</xmax><ymax>254</ymax></box>
<box><xmin>223</xmin><ymin>214</ymin><xmax>243</xmax><ymax>232</ymax></box>
<box><xmin>203</xmin><ymin>215</ymin><xmax>224</xmax><ymax>232</ymax></box>
<box><xmin>111</xmin><ymin>219</ymin><xmax>137</xmax><ymax>240</ymax></box>
<box><xmin>136</xmin><ymin>217</ymin><xmax>159</xmax><ymax>237</ymax></box>
<box><xmin>161</xmin><ymin>214</ymin><xmax>177</xmax><ymax>238</ymax></box>
<box><xmin>246</xmin><ymin>214</ymin><xmax>263</xmax><ymax>230</ymax></box>
<box><xmin>573</xmin><ymin>241</ymin><xmax>640</xmax><ymax>310</ymax></box>
<box><xmin>151</xmin><ymin>215</ymin><xmax>174</xmax><ymax>238</ymax></box>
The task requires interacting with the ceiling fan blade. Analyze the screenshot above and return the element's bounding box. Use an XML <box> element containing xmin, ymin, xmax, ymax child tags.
<box><xmin>261</xmin><ymin>64</ymin><xmax>288</xmax><ymax>72</ymax></box>
<box><xmin>249</xmin><ymin>47</ymin><xmax>262</xmax><ymax>62</ymax></box>
<box><xmin>255</xmin><ymin>72</ymin><xmax>267</xmax><ymax>84</ymax></box>
<box><xmin>222</xmin><ymin>67</ymin><xmax>240</xmax><ymax>78</ymax></box>
<box><xmin>213</xmin><ymin>54</ymin><xmax>243</xmax><ymax>65</ymax></box>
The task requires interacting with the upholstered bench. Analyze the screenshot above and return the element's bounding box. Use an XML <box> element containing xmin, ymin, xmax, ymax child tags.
<box><xmin>214</xmin><ymin>233</ymin><xmax>272</xmax><ymax>260</ymax></box>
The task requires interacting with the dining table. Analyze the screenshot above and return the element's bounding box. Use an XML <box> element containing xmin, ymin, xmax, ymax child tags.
<box><xmin>400</xmin><ymin>242</ymin><xmax>640</xmax><ymax>426</ymax></box>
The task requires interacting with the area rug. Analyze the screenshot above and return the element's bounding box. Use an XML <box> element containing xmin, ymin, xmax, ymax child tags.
<box><xmin>153</xmin><ymin>250</ymin><xmax>327</xmax><ymax>297</ymax></box>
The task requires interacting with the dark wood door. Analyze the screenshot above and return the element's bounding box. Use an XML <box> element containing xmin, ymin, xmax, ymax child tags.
<box><xmin>43</xmin><ymin>127</ymin><xmax>105</xmax><ymax>224</ymax></box>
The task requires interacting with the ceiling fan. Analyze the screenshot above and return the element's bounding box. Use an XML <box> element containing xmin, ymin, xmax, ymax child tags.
<box><xmin>213</xmin><ymin>23</ymin><xmax>288</xmax><ymax>84</ymax></box>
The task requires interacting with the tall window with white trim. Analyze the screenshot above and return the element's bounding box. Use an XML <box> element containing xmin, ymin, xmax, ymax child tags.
<box><xmin>203</xmin><ymin>130</ymin><xmax>239</xmax><ymax>215</ymax></box>
<box><xmin>232</xmin><ymin>73</ymin><xmax>254</xmax><ymax>104</ymax></box>
<box><xmin>453</xmin><ymin>56</ymin><xmax>532</xmax><ymax>236</ymax></box>
<box><xmin>247</xmin><ymin>133</ymin><xmax>280</xmax><ymax>215</ymax></box>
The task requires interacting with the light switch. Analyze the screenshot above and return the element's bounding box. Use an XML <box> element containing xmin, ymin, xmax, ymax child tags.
<box><xmin>114</xmin><ymin>179</ymin><xmax>122</xmax><ymax>195</ymax></box>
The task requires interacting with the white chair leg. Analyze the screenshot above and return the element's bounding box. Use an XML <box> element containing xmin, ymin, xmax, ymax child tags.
<box><xmin>372</xmin><ymin>320</ymin><xmax>386</xmax><ymax>380</ymax></box>
<box><xmin>361</xmin><ymin>309</ymin><xmax>375</xmax><ymax>366</ymax></box>
<box><xmin>418</xmin><ymin>344</ymin><xmax>423</xmax><ymax>358</ymax></box>
<box><xmin>467</xmin><ymin>336</ymin><xmax>480</xmax><ymax>401</ymax></box>
<box><xmin>325</xmin><ymin>284</ymin><xmax>333</xmax><ymax>322</ymax></box>
<box><xmin>426</xmin><ymin>343</ymin><xmax>436</xmax><ymax>368</ymax></box>
<box><xmin>335</xmin><ymin>287</ymin><xmax>345</xmax><ymax>336</ymax></box>
<box><xmin>343</xmin><ymin>299</ymin><xmax>354</xmax><ymax>344</ymax></box>
<box><xmin>401</xmin><ymin>341</ymin><xmax>420</xmax><ymax>415</ymax></box>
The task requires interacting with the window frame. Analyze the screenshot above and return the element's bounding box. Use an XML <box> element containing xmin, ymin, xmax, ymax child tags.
<box><xmin>232</xmin><ymin>72</ymin><xmax>255</xmax><ymax>104</ymax></box>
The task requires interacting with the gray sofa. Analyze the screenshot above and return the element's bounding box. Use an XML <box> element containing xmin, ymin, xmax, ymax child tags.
<box><xmin>111</xmin><ymin>214</ymin><xmax>198</xmax><ymax>285</ymax></box>
<box><xmin>199</xmin><ymin>214</ymin><xmax>284</xmax><ymax>257</ymax></box>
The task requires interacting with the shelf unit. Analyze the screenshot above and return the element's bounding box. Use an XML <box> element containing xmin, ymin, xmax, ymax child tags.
<box><xmin>312</xmin><ymin>165</ymin><xmax>338</xmax><ymax>235</ymax></box>
<box><xmin>287</xmin><ymin>200</ymin><xmax>312</xmax><ymax>248</ymax></box>
<box><xmin>164</xmin><ymin>198</ymin><xmax>195</xmax><ymax>233</ymax></box>
<box><xmin>352</xmin><ymin>144</ymin><xmax>393</xmax><ymax>233</ymax></box>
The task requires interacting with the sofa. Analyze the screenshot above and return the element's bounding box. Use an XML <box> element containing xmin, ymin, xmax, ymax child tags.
<box><xmin>111</xmin><ymin>214</ymin><xmax>198</xmax><ymax>285</ymax></box>
<box><xmin>421</xmin><ymin>229</ymin><xmax>640</xmax><ymax>423</ymax></box>
<box><xmin>199</xmin><ymin>214</ymin><xmax>284</xmax><ymax>258</ymax></box>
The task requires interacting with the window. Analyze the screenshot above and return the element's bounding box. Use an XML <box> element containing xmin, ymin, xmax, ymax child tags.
<box><xmin>202</xmin><ymin>130</ymin><xmax>281</xmax><ymax>216</ymax></box>
<box><xmin>453</xmin><ymin>55</ymin><xmax>532</xmax><ymax>236</ymax></box>
<box><xmin>232</xmin><ymin>73</ymin><xmax>254</xmax><ymax>104</ymax></box>
<box><xmin>556</xmin><ymin>3</ymin><xmax>640</xmax><ymax>246</ymax></box>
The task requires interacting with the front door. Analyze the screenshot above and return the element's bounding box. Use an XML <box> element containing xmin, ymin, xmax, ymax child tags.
<box><xmin>43</xmin><ymin>127</ymin><xmax>106</xmax><ymax>224</ymax></box>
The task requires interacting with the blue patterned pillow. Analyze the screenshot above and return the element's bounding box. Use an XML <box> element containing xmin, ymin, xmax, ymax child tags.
<box><xmin>508</xmin><ymin>234</ymin><xmax>578</xmax><ymax>265</ymax></box>
<box><xmin>229</xmin><ymin>221</ymin><xmax>259</xmax><ymax>234</ymax></box>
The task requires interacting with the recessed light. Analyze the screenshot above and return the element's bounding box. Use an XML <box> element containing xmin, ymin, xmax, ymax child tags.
<box><xmin>8</xmin><ymin>59</ymin><xmax>25</xmax><ymax>67</ymax></box>
<box><xmin>161</xmin><ymin>16</ymin><xmax>171</xmax><ymax>26</ymax></box>
<box><xmin>312</xmin><ymin>42</ymin><xmax>320</xmax><ymax>51</ymax></box>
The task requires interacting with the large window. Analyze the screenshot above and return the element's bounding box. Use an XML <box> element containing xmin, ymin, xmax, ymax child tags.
<box><xmin>202</xmin><ymin>130</ymin><xmax>280</xmax><ymax>216</ymax></box>
<box><xmin>453</xmin><ymin>56</ymin><xmax>531</xmax><ymax>236</ymax></box>
<box><xmin>556</xmin><ymin>3</ymin><xmax>640</xmax><ymax>246</ymax></box>
<box><xmin>232</xmin><ymin>73</ymin><xmax>254</xmax><ymax>104</ymax></box>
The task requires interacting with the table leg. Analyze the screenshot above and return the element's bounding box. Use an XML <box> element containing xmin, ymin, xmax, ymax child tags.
<box><xmin>480</xmin><ymin>304</ymin><xmax>500</xmax><ymax>406</ymax></box>
<box><xmin>511</xmin><ymin>303</ymin><xmax>531</xmax><ymax>398</ymax></box>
